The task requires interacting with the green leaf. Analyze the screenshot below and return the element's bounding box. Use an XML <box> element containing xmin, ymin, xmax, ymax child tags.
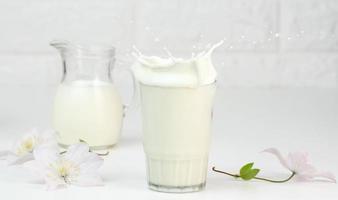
<box><xmin>240</xmin><ymin>163</ymin><xmax>254</xmax><ymax>175</ymax></box>
<box><xmin>239</xmin><ymin>162</ymin><xmax>260</xmax><ymax>180</ymax></box>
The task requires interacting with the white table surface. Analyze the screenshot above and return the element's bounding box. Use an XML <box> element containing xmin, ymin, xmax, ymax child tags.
<box><xmin>0</xmin><ymin>88</ymin><xmax>337</xmax><ymax>200</ymax></box>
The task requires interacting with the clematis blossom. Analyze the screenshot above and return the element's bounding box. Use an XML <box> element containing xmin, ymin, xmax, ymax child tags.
<box><xmin>263</xmin><ymin>148</ymin><xmax>336</xmax><ymax>183</ymax></box>
<box><xmin>0</xmin><ymin>129</ymin><xmax>57</xmax><ymax>165</ymax></box>
<box><xmin>27</xmin><ymin>143</ymin><xmax>104</xmax><ymax>189</ymax></box>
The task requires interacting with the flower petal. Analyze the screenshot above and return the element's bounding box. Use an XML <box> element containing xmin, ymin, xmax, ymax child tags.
<box><xmin>262</xmin><ymin>148</ymin><xmax>291</xmax><ymax>170</ymax></box>
<box><xmin>39</xmin><ymin>130</ymin><xmax>58</xmax><ymax>149</ymax></box>
<box><xmin>11</xmin><ymin>128</ymin><xmax>39</xmax><ymax>154</ymax></box>
<box><xmin>313</xmin><ymin>171</ymin><xmax>336</xmax><ymax>183</ymax></box>
<box><xmin>33</xmin><ymin>146</ymin><xmax>59</xmax><ymax>166</ymax></box>
<box><xmin>64</xmin><ymin>143</ymin><xmax>90</xmax><ymax>165</ymax></box>
<box><xmin>73</xmin><ymin>173</ymin><xmax>104</xmax><ymax>187</ymax></box>
<box><xmin>24</xmin><ymin>160</ymin><xmax>45</xmax><ymax>177</ymax></box>
<box><xmin>287</xmin><ymin>151</ymin><xmax>314</xmax><ymax>173</ymax></box>
<box><xmin>45</xmin><ymin>174</ymin><xmax>67</xmax><ymax>190</ymax></box>
<box><xmin>22</xmin><ymin>128</ymin><xmax>39</xmax><ymax>138</ymax></box>
<box><xmin>20</xmin><ymin>129</ymin><xmax>39</xmax><ymax>142</ymax></box>
<box><xmin>7</xmin><ymin>153</ymin><xmax>34</xmax><ymax>165</ymax></box>
<box><xmin>46</xmin><ymin>183</ymin><xmax>67</xmax><ymax>190</ymax></box>
<box><xmin>78</xmin><ymin>152</ymin><xmax>104</xmax><ymax>173</ymax></box>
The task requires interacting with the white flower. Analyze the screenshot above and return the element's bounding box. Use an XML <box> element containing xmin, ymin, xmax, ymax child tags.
<box><xmin>263</xmin><ymin>148</ymin><xmax>336</xmax><ymax>183</ymax></box>
<box><xmin>27</xmin><ymin>143</ymin><xmax>104</xmax><ymax>190</ymax></box>
<box><xmin>0</xmin><ymin>129</ymin><xmax>57</xmax><ymax>165</ymax></box>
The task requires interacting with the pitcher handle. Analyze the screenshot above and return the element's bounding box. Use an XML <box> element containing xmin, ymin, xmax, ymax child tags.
<box><xmin>121</xmin><ymin>69</ymin><xmax>138</xmax><ymax>117</ymax></box>
<box><xmin>111</xmin><ymin>65</ymin><xmax>138</xmax><ymax>117</ymax></box>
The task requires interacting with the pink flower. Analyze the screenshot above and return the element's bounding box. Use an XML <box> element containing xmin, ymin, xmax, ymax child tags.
<box><xmin>263</xmin><ymin>148</ymin><xmax>336</xmax><ymax>183</ymax></box>
<box><xmin>26</xmin><ymin>143</ymin><xmax>104</xmax><ymax>190</ymax></box>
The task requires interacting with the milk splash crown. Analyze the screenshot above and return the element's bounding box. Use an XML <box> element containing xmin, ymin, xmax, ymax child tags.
<box><xmin>131</xmin><ymin>41</ymin><xmax>223</xmax><ymax>88</ymax></box>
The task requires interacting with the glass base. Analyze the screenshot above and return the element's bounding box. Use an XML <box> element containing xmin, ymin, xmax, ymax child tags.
<box><xmin>148</xmin><ymin>182</ymin><xmax>206</xmax><ymax>193</ymax></box>
<box><xmin>58</xmin><ymin>142</ymin><xmax>116</xmax><ymax>150</ymax></box>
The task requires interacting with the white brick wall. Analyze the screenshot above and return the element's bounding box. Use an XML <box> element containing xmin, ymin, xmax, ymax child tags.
<box><xmin>0</xmin><ymin>0</ymin><xmax>337</xmax><ymax>88</ymax></box>
<box><xmin>282</xmin><ymin>0</ymin><xmax>338</xmax><ymax>51</ymax></box>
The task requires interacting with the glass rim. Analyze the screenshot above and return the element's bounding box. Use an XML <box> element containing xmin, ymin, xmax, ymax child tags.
<box><xmin>50</xmin><ymin>39</ymin><xmax>115</xmax><ymax>58</ymax></box>
<box><xmin>139</xmin><ymin>81</ymin><xmax>217</xmax><ymax>89</ymax></box>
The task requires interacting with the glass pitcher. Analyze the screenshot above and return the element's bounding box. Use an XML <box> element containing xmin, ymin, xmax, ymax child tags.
<box><xmin>51</xmin><ymin>40</ymin><xmax>131</xmax><ymax>149</ymax></box>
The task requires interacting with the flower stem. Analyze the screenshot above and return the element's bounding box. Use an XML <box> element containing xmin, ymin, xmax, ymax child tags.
<box><xmin>59</xmin><ymin>150</ymin><xmax>109</xmax><ymax>156</ymax></box>
<box><xmin>253</xmin><ymin>172</ymin><xmax>295</xmax><ymax>183</ymax></box>
<box><xmin>212</xmin><ymin>166</ymin><xmax>296</xmax><ymax>183</ymax></box>
<box><xmin>94</xmin><ymin>151</ymin><xmax>110</xmax><ymax>156</ymax></box>
<box><xmin>212</xmin><ymin>166</ymin><xmax>240</xmax><ymax>178</ymax></box>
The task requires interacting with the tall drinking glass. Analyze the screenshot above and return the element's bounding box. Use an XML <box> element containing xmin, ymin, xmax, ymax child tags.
<box><xmin>140</xmin><ymin>82</ymin><xmax>216</xmax><ymax>192</ymax></box>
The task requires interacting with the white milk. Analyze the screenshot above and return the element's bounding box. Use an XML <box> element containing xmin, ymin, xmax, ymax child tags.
<box><xmin>141</xmin><ymin>83</ymin><xmax>216</xmax><ymax>189</ymax></box>
<box><xmin>132</xmin><ymin>41</ymin><xmax>222</xmax><ymax>192</ymax></box>
<box><xmin>53</xmin><ymin>80</ymin><xmax>123</xmax><ymax>148</ymax></box>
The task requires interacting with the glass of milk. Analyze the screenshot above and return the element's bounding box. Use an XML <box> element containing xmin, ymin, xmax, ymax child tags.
<box><xmin>132</xmin><ymin>42</ymin><xmax>222</xmax><ymax>193</ymax></box>
<box><xmin>51</xmin><ymin>40</ymin><xmax>132</xmax><ymax>149</ymax></box>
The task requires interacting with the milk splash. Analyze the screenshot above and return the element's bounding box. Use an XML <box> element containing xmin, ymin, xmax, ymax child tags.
<box><xmin>131</xmin><ymin>40</ymin><xmax>224</xmax><ymax>88</ymax></box>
